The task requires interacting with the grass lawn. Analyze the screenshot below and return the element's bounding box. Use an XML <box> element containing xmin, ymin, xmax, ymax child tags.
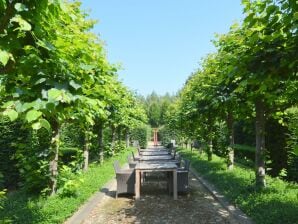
<box><xmin>0</xmin><ymin>148</ymin><xmax>134</xmax><ymax>224</ymax></box>
<box><xmin>178</xmin><ymin>147</ymin><xmax>298</xmax><ymax>224</ymax></box>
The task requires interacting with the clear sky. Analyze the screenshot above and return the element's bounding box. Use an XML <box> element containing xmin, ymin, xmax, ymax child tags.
<box><xmin>80</xmin><ymin>1</ymin><xmax>244</xmax><ymax>96</ymax></box>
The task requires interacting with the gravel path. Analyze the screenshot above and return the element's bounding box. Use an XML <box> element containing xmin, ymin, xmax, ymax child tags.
<box><xmin>82</xmin><ymin>171</ymin><xmax>241</xmax><ymax>224</ymax></box>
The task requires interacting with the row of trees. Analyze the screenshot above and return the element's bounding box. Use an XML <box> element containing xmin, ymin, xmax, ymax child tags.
<box><xmin>0</xmin><ymin>0</ymin><xmax>147</xmax><ymax>195</ymax></box>
<box><xmin>139</xmin><ymin>92</ymin><xmax>175</xmax><ymax>128</ymax></box>
<box><xmin>163</xmin><ymin>0</ymin><xmax>297</xmax><ymax>188</ymax></box>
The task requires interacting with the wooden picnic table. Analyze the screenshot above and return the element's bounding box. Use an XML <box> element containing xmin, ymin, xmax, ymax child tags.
<box><xmin>135</xmin><ymin>162</ymin><xmax>177</xmax><ymax>200</ymax></box>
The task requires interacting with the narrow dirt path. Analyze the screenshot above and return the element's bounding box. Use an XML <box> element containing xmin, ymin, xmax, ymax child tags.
<box><xmin>82</xmin><ymin>171</ymin><xmax>241</xmax><ymax>224</ymax></box>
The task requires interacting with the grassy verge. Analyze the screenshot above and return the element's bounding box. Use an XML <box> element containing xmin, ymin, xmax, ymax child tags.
<box><xmin>0</xmin><ymin>148</ymin><xmax>134</xmax><ymax>224</ymax></box>
<box><xmin>178</xmin><ymin>147</ymin><xmax>298</xmax><ymax>224</ymax></box>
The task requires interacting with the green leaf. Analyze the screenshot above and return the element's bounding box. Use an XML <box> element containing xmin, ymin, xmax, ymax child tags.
<box><xmin>0</xmin><ymin>50</ymin><xmax>10</xmax><ymax>66</ymax></box>
<box><xmin>21</xmin><ymin>102</ymin><xmax>36</xmax><ymax>112</ymax></box>
<box><xmin>3</xmin><ymin>109</ymin><xmax>18</xmax><ymax>121</ymax></box>
<box><xmin>46</xmin><ymin>102</ymin><xmax>55</xmax><ymax>111</ymax></box>
<box><xmin>0</xmin><ymin>0</ymin><xmax>7</xmax><ymax>11</ymax></box>
<box><xmin>39</xmin><ymin>119</ymin><xmax>51</xmax><ymax>131</ymax></box>
<box><xmin>79</xmin><ymin>63</ymin><xmax>95</xmax><ymax>71</ymax></box>
<box><xmin>14</xmin><ymin>3</ymin><xmax>28</xmax><ymax>12</ymax></box>
<box><xmin>37</xmin><ymin>40</ymin><xmax>55</xmax><ymax>51</ymax></box>
<box><xmin>48</xmin><ymin>88</ymin><xmax>62</xmax><ymax>101</ymax></box>
<box><xmin>266</xmin><ymin>5</ymin><xmax>278</xmax><ymax>15</ymax></box>
<box><xmin>25</xmin><ymin>110</ymin><xmax>42</xmax><ymax>123</ymax></box>
<box><xmin>294</xmin><ymin>12</ymin><xmax>298</xmax><ymax>21</ymax></box>
<box><xmin>1</xmin><ymin>101</ymin><xmax>14</xmax><ymax>109</ymax></box>
<box><xmin>293</xmin><ymin>146</ymin><xmax>298</xmax><ymax>156</ymax></box>
<box><xmin>69</xmin><ymin>80</ymin><xmax>81</xmax><ymax>90</ymax></box>
<box><xmin>35</xmin><ymin>78</ymin><xmax>46</xmax><ymax>85</ymax></box>
<box><xmin>10</xmin><ymin>15</ymin><xmax>32</xmax><ymax>31</ymax></box>
<box><xmin>32</xmin><ymin>122</ymin><xmax>41</xmax><ymax>130</ymax></box>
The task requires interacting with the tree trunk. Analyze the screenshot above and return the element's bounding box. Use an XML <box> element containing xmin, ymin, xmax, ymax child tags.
<box><xmin>111</xmin><ymin>125</ymin><xmax>116</xmax><ymax>153</ymax></box>
<box><xmin>207</xmin><ymin>123</ymin><xmax>213</xmax><ymax>161</ymax></box>
<box><xmin>98</xmin><ymin>123</ymin><xmax>104</xmax><ymax>164</ymax></box>
<box><xmin>255</xmin><ymin>99</ymin><xmax>266</xmax><ymax>188</ymax></box>
<box><xmin>227</xmin><ymin>111</ymin><xmax>235</xmax><ymax>170</ymax></box>
<box><xmin>207</xmin><ymin>139</ymin><xmax>213</xmax><ymax>161</ymax></box>
<box><xmin>125</xmin><ymin>128</ymin><xmax>130</xmax><ymax>148</ymax></box>
<box><xmin>49</xmin><ymin>120</ymin><xmax>60</xmax><ymax>195</ymax></box>
<box><xmin>83</xmin><ymin>131</ymin><xmax>90</xmax><ymax>172</ymax></box>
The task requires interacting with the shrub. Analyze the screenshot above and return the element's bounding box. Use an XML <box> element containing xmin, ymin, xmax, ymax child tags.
<box><xmin>285</xmin><ymin>107</ymin><xmax>298</xmax><ymax>182</ymax></box>
<box><xmin>60</xmin><ymin>147</ymin><xmax>84</xmax><ymax>172</ymax></box>
<box><xmin>14</xmin><ymin>128</ymin><xmax>51</xmax><ymax>193</ymax></box>
<box><xmin>114</xmin><ymin>141</ymin><xmax>126</xmax><ymax>153</ymax></box>
<box><xmin>57</xmin><ymin>165</ymin><xmax>82</xmax><ymax>198</ymax></box>
<box><xmin>234</xmin><ymin>144</ymin><xmax>255</xmax><ymax>167</ymax></box>
<box><xmin>0</xmin><ymin>116</ymin><xmax>24</xmax><ymax>189</ymax></box>
<box><xmin>60</xmin><ymin>122</ymin><xmax>84</xmax><ymax>150</ymax></box>
<box><xmin>159</xmin><ymin>126</ymin><xmax>178</xmax><ymax>146</ymax></box>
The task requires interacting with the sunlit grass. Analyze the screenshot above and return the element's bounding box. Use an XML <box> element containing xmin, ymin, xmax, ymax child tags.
<box><xmin>178</xmin><ymin>147</ymin><xmax>298</xmax><ymax>224</ymax></box>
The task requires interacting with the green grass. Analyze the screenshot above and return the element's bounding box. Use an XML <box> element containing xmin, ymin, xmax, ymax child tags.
<box><xmin>178</xmin><ymin>147</ymin><xmax>298</xmax><ymax>224</ymax></box>
<box><xmin>0</xmin><ymin>148</ymin><xmax>134</xmax><ymax>224</ymax></box>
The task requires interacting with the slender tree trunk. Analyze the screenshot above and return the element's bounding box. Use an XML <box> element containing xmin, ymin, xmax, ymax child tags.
<box><xmin>111</xmin><ymin>125</ymin><xmax>116</xmax><ymax>153</ymax></box>
<box><xmin>83</xmin><ymin>131</ymin><xmax>90</xmax><ymax>172</ymax></box>
<box><xmin>207</xmin><ymin>139</ymin><xmax>213</xmax><ymax>161</ymax></box>
<box><xmin>98</xmin><ymin>123</ymin><xmax>104</xmax><ymax>164</ymax></box>
<box><xmin>227</xmin><ymin>111</ymin><xmax>235</xmax><ymax>170</ymax></box>
<box><xmin>255</xmin><ymin>99</ymin><xmax>266</xmax><ymax>188</ymax></box>
<box><xmin>207</xmin><ymin>122</ymin><xmax>213</xmax><ymax>161</ymax></box>
<box><xmin>125</xmin><ymin>128</ymin><xmax>130</xmax><ymax>148</ymax></box>
<box><xmin>49</xmin><ymin>120</ymin><xmax>60</xmax><ymax>196</ymax></box>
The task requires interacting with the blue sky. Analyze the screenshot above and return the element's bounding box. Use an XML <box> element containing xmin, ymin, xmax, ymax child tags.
<box><xmin>80</xmin><ymin>1</ymin><xmax>244</xmax><ymax>96</ymax></box>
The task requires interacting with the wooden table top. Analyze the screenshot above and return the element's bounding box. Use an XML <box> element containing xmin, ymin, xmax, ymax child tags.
<box><xmin>140</xmin><ymin>149</ymin><xmax>169</xmax><ymax>152</ymax></box>
<box><xmin>135</xmin><ymin>162</ymin><xmax>177</xmax><ymax>170</ymax></box>
<box><xmin>139</xmin><ymin>155</ymin><xmax>173</xmax><ymax>161</ymax></box>
<box><xmin>142</xmin><ymin>160</ymin><xmax>180</xmax><ymax>164</ymax></box>
<box><xmin>140</xmin><ymin>151</ymin><xmax>170</xmax><ymax>156</ymax></box>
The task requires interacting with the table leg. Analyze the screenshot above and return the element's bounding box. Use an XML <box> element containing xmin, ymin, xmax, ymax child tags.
<box><xmin>135</xmin><ymin>169</ymin><xmax>140</xmax><ymax>199</ymax></box>
<box><xmin>173</xmin><ymin>169</ymin><xmax>177</xmax><ymax>200</ymax></box>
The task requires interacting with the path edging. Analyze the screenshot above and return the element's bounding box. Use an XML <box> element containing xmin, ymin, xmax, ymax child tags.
<box><xmin>190</xmin><ymin>167</ymin><xmax>254</xmax><ymax>224</ymax></box>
